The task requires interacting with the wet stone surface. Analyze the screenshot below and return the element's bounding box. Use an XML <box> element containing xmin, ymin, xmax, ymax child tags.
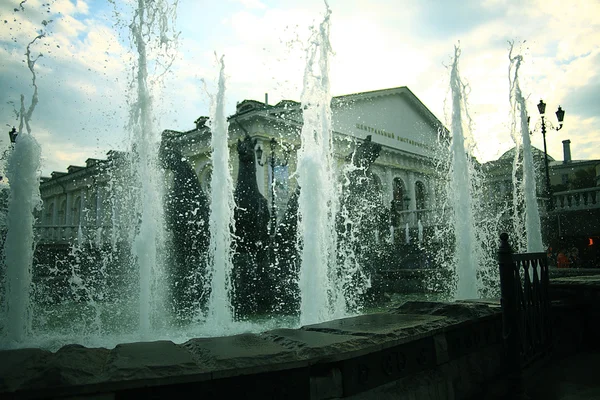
<box><xmin>0</xmin><ymin>291</ymin><xmax>580</xmax><ymax>399</ymax></box>
<box><xmin>103</xmin><ymin>340</ymin><xmax>202</xmax><ymax>382</ymax></box>
<box><xmin>182</xmin><ymin>332</ymin><xmax>304</xmax><ymax>379</ymax></box>
<box><xmin>302</xmin><ymin>313</ymin><xmax>445</xmax><ymax>336</ymax></box>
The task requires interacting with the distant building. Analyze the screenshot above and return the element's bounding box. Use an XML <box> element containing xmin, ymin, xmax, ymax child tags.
<box><xmin>162</xmin><ymin>86</ymin><xmax>449</xmax><ymax>230</ymax></box>
<box><xmin>482</xmin><ymin>139</ymin><xmax>600</xmax><ymax>267</ymax></box>
<box><xmin>482</xmin><ymin>145</ymin><xmax>550</xmax><ymax>205</ymax></box>
<box><xmin>36</xmin><ymin>86</ymin><xmax>450</xmax><ymax>245</ymax></box>
<box><xmin>37</xmin><ymin>151</ymin><xmax>132</xmax><ymax>244</ymax></box>
<box><xmin>550</xmin><ymin>140</ymin><xmax>599</xmax><ymax>192</ymax></box>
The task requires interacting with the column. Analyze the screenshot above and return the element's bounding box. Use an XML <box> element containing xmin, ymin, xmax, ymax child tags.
<box><xmin>385</xmin><ymin>168</ymin><xmax>394</xmax><ymax>204</ymax></box>
<box><xmin>65</xmin><ymin>191</ymin><xmax>73</xmax><ymax>226</ymax></box>
<box><xmin>256</xmin><ymin>138</ymin><xmax>267</xmax><ymax>197</ymax></box>
<box><xmin>96</xmin><ymin>185</ymin><xmax>103</xmax><ymax>227</ymax></box>
<box><xmin>51</xmin><ymin>195</ymin><xmax>58</xmax><ymax>225</ymax></box>
<box><xmin>80</xmin><ymin>188</ymin><xmax>87</xmax><ymax>226</ymax></box>
<box><xmin>408</xmin><ymin>171</ymin><xmax>416</xmax><ymax>226</ymax></box>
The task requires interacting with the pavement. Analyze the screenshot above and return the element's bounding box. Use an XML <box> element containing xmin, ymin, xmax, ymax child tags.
<box><xmin>524</xmin><ymin>350</ymin><xmax>600</xmax><ymax>399</ymax></box>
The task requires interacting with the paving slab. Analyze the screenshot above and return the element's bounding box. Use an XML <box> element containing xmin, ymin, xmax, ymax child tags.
<box><xmin>0</xmin><ymin>348</ymin><xmax>52</xmax><ymax>392</ymax></box>
<box><xmin>302</xmin><ymin>313</ymin><xmax>445</xmax><ymax>336</ymax></box>
<box><xmin>103</xmin><ymin>340</ymin><xmax>203</xmax><ymax>382</ymax></box>
<box><xmin>525</xmin><ymin>350</ymin><xmax>600</xmax><ymax>400</ymax></box>
<box><xmin>393</xmin><ymin>301</ymin><xmax>501</xmax><ymax>322</ymax></box>
<box><xmin>29</xmin><ymin>345</ymin><xmax>109</xmax><ymax>388</ymax></box>
<box><xmin>551</xmin><ymin>273</ymin><xmax>600</xmax><ymax>287</ymax></box>
<box><xmin>182</xmin><ymin>332</ymin><xmax>303</xmax><ymax>379</ymax></box>
<box><xmin>264</xmin><ymin>328</ymin><xmax>372</xmax><ymax>362</ymax></box>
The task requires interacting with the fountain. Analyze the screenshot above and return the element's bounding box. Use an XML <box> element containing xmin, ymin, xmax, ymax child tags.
<box><xmin>2</xmin><ymin>33</ymin><xmax>45</xmax><ymax>344</ymax></box>
<box><xmin>508</xmin><ymin>43</ymin><xmax>544</xmax><ymax>253</ymax></box>
<box><xmin>204</xmin><ymin>55</ymin><xmax>236</xmax><ymax>328</ymax></box>
<box><xmin>296</xmin><ymin>4</ymin><xmax>343</xmax><ymax>325</ymax></box>
<box><xmin>446</xmin><ymin>46</ymin><xmax>481</xmax><ymax>299</ymax></box>
<box><xmin>0</xmin><ymin>2</ymin><xmax>517</xmax><ymax>356</ymax></box>
<box><xmin>441</xmin><ymin>45</ymin><xmax>499</xmax><ymax>300</ymax></box>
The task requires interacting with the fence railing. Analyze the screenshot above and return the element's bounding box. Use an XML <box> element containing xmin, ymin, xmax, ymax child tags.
<box><xmin>553</xmin><ymin>187</ymin><xmax>599</xmax><ymax>211</ymax></box>
<box><xmin>33</xmin><ymin>208</ymin><xmax>449</xmax><ymax>246</ymax></box>
<box><xmin>498</xmin><ymin>232</ymin><xmax>552</xmax><ymax>394</ymax></box>
<box><xmin>392</xmin><ymin>208</ymin><xmax>443</xmax><ymax>228</ymax></box>
<box><xmin>35</xmin><ymin>225</ymin><xmax>117</xmax><ymax>244</ymax></box>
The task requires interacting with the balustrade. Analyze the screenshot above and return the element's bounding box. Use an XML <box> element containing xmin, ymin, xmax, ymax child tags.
<box><xmin>552</xmin><ymin>187</ymin><xmax>599</xmax><ymax>211</ymax></box>
<box><xmin>35</xmin><ymin>225</ymin><xmax>114</xmax><ymax>244</ymax></box>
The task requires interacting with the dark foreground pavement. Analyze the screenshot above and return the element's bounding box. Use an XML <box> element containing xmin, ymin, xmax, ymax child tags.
<box><xmin>525</xmin><ymin>351</ymin><xmax>600</xmax><ymax>400</ymax></box>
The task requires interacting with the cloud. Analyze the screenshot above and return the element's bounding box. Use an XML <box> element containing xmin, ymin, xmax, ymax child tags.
<box><xmin>411</xmin><ymin>0</ymin><xmax>506</xmax><ymax>39</ymax></box>
<box><xmin>1</xmin><ymin>0</ymin><xmax>599</xmax><ymax>179</ymax></box>
<box><xmin>0</xmin><ymin>0</ymin><xmax>131</xmax><ymax>175</ymax></box>
<box><xmin>234</xmin><ymin>0</ymin><xmax>267</xmax><ymax>10</ymax></box>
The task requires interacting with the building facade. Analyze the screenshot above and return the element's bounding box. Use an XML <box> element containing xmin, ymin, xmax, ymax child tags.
<box><xmin>36</xmin><ymin>86</ymin><xmax>449</xmax><ymax>245</ymax></box>
<box><xmin>482</xmin><ymin>138</ymin><xmax>600</xmax><ymax>267</ymax></box>
<box><xmin>162</xmin><ymin>86</ymin><xmax>449</xmax><ymax>232</ymax></box>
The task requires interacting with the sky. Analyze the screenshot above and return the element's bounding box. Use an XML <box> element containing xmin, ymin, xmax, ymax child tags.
<box><xmin>0</xmin><ymin>0</ymin><xmax>599</xmax><ymax>176</ymax></box>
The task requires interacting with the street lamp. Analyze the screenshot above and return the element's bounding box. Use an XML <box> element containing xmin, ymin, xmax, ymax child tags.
<box><xmin>8</xmin><ymin>127</ymin><xmax>18</xmax><ymax>144</ymax></box>
<box><xmin>535</xmin><ymin>99</ymin><xmax>565</xmax><ymax>210</ymax></box>
<box><xmin>1</xmin><ymin>127</ymin><xmax>18</xmax><ymax>181</ymax></box>
<box><xmin>256</xmin><ymin>137</ymin><xmax>289</xmax><ymax>236</ymax></box>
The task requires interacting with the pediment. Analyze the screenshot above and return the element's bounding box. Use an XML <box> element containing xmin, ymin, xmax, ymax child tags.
<box><xmin>330</xmin><ymin>87</ymin><xmax>446</xmax><ymax>158</ymax></box>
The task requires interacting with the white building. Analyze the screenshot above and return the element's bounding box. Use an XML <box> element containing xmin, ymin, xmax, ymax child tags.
<box><xmin>37</xmin><ymin>86</ymin><xmax>449</xmax><ymax>244</ymax></box>
<box><xmin>163</xmin><ymin>86</ymin><xmax>448</xmax><ymax>229</ymax></box>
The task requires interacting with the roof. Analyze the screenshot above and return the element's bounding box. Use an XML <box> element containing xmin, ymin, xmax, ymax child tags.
<box><xmin>225</xmin><ymin>86</ymin><xmax>447</xmax><ymax>136</ymax></box>
<box><xmin>331</xmin><ymin>86</ymin><xmax>447</xmax><ymax>134</ymax></box>
<box><xmin>550</xmin><ymin>159</ymin><xmax>600</xmax><ymax>169</ymax></box>
<box><xmin>497</xmin><ymin>146</ymin><xmax>554</xmax><ymax>162</ymax></box>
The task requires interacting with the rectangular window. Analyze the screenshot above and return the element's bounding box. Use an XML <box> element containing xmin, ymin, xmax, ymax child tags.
<box><xmin>269</xmin><ymin>165</ymin><xmax>290</xmax><ymax>221</ymax></box>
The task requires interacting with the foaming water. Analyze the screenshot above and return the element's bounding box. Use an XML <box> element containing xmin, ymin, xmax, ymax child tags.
<box><xmin>508</xmin><ymin>44</ymin><xmax>543</xmax><ymax>252</ymax></box>
<box><xmin>297</xmin><ymin>4</ymin><xmax>343</xmax><ymax>325</ymax></box>
<box><xmin>1</xmin><ymin>310</ymin><xmax>298</xmax><ymax>352</ymax></box>
<box><xmin>337</xmin><ymin>155</ymin><xmax>374</xmax><ymax>314</ymax></box>
<box><xmin>2</xmin><ymin>34</ymin><xmax>44</xmax><ymax>343</ymax></box>
<box><xmin>3</xmin><ymin>133</ymin><xmax>42</xmax><ymax>343</ymax></box>
<box><xmin>127</xmin><ymin>0</ymin><xmax>179</xmax><ymax>336</ymax></box>
<box><xmin>448</xmin><ymin>46</ymin><xmax>480</xmax><ymax>300</ymax></box>
<box><xmin>205</xmin><ymin>56</ymin><xmax>236</xmax><ymax>328</ymax></box>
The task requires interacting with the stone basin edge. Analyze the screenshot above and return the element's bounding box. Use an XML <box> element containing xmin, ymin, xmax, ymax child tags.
<box><xmin>0</xmin><ymin>300</ymin><xmax>504</xmax><ymax>399</ymax></box>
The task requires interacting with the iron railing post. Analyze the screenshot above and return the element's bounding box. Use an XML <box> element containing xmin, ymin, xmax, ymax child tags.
<box><xmin>498</xmin><ymin>232</ymin><xmax>523</xmax><ymax>395</ymax></box>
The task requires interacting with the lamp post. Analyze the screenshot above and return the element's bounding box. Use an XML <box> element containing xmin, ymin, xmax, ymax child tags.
<box><xmin>1</xmin><ymin>127</ymin><xmax>18</xmax><ymax>181</ymax></box>
<box><xmin>535</xmin><ymin>100</ymin><xmax>565</xmax><ymax>210</ymax></box>
<box><xmin>256</xmin><ymin>138</ymin><xmax>289</xmax><ymax>236</ymax></box>
<box><xmin>8</xmin><ymin>127</ymin><xmax>18</xmax><ymax>144</ymax></box>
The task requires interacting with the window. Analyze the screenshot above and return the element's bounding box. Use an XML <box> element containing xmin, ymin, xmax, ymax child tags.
<box><xmin>391</xmin><ymin>177</ymin><xmax>406</xmax><ymax>226</ymax></box>
<box><xmin>415</xmin><ymin>181</ymin><xmax>427</xmax><ymax>210</ymax></box>
<box><xmin>393</xmin><ymin>178</ymin><xmax>406</xmax><ymax>207</ymax></box>
<box><xmin>46</xmin><ymin>202</ymin><xmax>54</xmax><ymax>225</ymax></box>
<box><xmin>199</xmin><ymin>167</ymin><xmax>212</xmax><ymax>195</ymax></box>
<box><xmin>562</xmin><ymin>174</ymin><xmax>569</xmax><ymax>187</ymax></box>
<box><xmin>73</xmin><ymin>196</ymin><xmax>82</xmax><ymax>226</ymax></box>
<box><xmin>59</xmin><ymin>199</ymin><xmax>67</xmax><ymax>225</ymax></box>
<box><xmin>269</xmin><ymin>165</ymin><xmax>289</xmax><ymax>221</ymax></box>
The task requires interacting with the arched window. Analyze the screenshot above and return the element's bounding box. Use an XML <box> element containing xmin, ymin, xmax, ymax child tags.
<box><xmin>199</xmin><ymin>166</ymin><xmax>212</xmax><ymax>195</ymax></box>
<box><xmin>372</xmin><ymin>173</ymin><xmax>383</xmax><ymax>202</ymax></box>
<box><xmin>73</xmin><ymin>196</ymin><xmax>82</xmax><ymax>226</ymax></box>
<box><xmin>415</xmin><ymin>181</ymin><xmax>427</xmax><ymax>210</ymax></box>
<box><xmin>393</xmin><ymin>178</ymin><xmax>406</xmax><ymax>209</ymax></box>
<box><xmin>391</xmin><ymin>177</ymin><xmax>406</xmax><ymax>226</ymax></box>
<box><xmin>46</xmin><ymin>202</ymin><xmax>54</xmax><ymax>225</ymax></box>
<box><xmin>59</xmin><ymin>199</ymin><xmax>67</xmax><ymax>225</ymax></box>
<box><xmin>89</xmin><ymin>193</ymin><xmax>98</xmax><ymax>226</ymax></box>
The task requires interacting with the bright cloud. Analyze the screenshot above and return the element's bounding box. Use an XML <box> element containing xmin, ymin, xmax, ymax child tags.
<box><xmin>0</xmin><ymin>0</ymin><xmax>598</xmax><ymax>176</ymax></box>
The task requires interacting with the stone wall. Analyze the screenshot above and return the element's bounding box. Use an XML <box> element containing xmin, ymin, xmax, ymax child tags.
<box><xmin>2</xmin><ymin>274</ymin><xmax>599</xmax><ymax>399</ymax></box>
